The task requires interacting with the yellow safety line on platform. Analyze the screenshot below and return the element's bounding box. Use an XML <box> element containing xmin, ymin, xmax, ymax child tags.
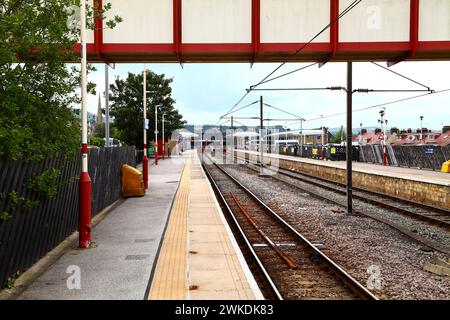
<box><xmin>148</xmin><ymin>156</ymin><xmax>191</xmax><ymax>300</ymax></box>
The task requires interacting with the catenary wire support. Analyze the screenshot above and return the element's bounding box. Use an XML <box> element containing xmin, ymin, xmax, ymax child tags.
<box><xmin>218</xmin><ymin>0</ymin><xmax>363</xmax><ymax>123</ymax></box>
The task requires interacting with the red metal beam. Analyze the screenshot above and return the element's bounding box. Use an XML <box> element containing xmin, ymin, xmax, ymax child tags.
<box><xmin>94</xmin><ymin>0</ymin><xmax>103</xmax><ymax>59</ymax></box>
<box><xmin>79</xmin><ymin>0</ymin><xmax>450</xmax><ymax>64</ymax></box>
<box><xmin>410</xmin><ymin>0</ymin><xmax>419</xmax><ymax>57</ymax></box>
<box><xmin>330</xmin><ymin>0</ymin><xmax>339</xmax><ymax>57</ymax></box>
<box><xmin>387</xmin><ymin>0</ymin><xmax>419</xmax><ymax>66</ymax></box>
<box><xmin>173</xmin><ymin>0</ymin><xmax>182</xmax><ymax>65</ymax></box>
<box><xmin>320</xmin><ymin>0</ymin><xmax>339</xmax><ymax>67</ymax></box>
<box><xmin>251</xmin><ymin>0</ymin><xmax>260</xmax><ymax>66</ymax></box>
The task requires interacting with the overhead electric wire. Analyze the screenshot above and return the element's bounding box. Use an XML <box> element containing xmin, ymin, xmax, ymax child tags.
<box><xmin>218</xmin><ymin>119</ymin><xmax>231</xmax><ymax>126</ymax></box>
<box><xmin>249</xmin><ymin>62</ymin><xmax>318</xmax><ymax>89</ymax></box>
<box><xmin>370</xmin><ymin>62</ymin><xmax>431</xmax><ymax>90</ymax></box>
<box><xmin>249</xmin><ymin>0</ymin><xmax>362</xmax><ymax>90</ymax></box>
<box><xmin>249</xmin><ymin>87</ymin><xmax>334</xmax><ymax>92</ymax></box>
<box><xmin>289</xmin><ymin>88</ymin><xmax>450</xmax><ymax>124</ymax></box>
<box><xmin>221</xmin><ymin>100</ymin><xmax>259</xmax><ymax>118</ymax></box>
<box><xmin>233</xmin><ymin>120</ymin><xmax>246</xmax><ymax>127</ymax></box>
<box><xmin>263</xmin><ymin>103</ymin><xmax>305</xmax><ymax>120</ymax></box>
<box><xmin>250</xmin><ymin>87</ymin><xmax>432</xmax><ymax>93</ymax></box>
<box><xmin>218</xmin><ymin>0</ymin><xmax>362</xmax><ymax>123</ymax></box>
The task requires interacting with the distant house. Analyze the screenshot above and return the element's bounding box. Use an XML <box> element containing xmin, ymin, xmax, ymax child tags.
<box><xmin>391</xmin><ymin>127</ymin><xmax>450</xmax><ymax>146</ymax></box>
<box><xmin>356</xmin><ymin>126</ymin><xmax>450</xmax><ymax>146</ymax></box>
<box><xmin>354</xmin><ymin>128</ymin><xmax>388</xmax><ymax>145</ymax></box>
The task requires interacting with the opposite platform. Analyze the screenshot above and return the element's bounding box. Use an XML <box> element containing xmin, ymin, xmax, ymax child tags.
<box><xmin>235</xmin><ymin>149</ymin><xmax>450</xmax><ymax>210</ymax></box>
<box><xmin>148</xmin><ymin>151</ymin><xmax>263</xmax><ymax>300</ymax></box>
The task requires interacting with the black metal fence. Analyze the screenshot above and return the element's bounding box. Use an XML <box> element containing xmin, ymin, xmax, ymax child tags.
<box><xmin>0</xmin><ymin>146</ymin><xmax>136</xmax><ymax>288</ymax></box>
<box><xmin>271</xmin><ymin>143</ymin><xmax>449</xmax><ymax>170</ymax></box>
<box><xmin>360</xmin><ymin>144</ymin><xmax>450</xmax><ymax>170</ymax></box>
<box><xmin>276</xmin><ymin>145</ymin><xmax>361</xmax><ymax>161</ymax></box>
<box><xmin>135</xmin><ymin>149</ymin><xmax>144</xmax><ymax>165</ymax></box>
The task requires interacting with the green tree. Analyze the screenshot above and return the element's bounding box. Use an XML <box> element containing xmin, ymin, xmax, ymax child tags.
<box><xmin>109</xmin><ymin>70</ymin><xmax>186</xmax><ymax>147</ymax></box>
<box><xmin>331</xmin><ymin>127</ymin><xmax>346</xmax><ymax>144</ymax></box>
<box><xmin>94</xmin><ymin>123</ymin><xmax>105</xmax><ymax>138</ymax></box>
<box><xmin>0</xmin><ymin>1</ymin><xmax>121</xmax><ymax>160</ymax></box>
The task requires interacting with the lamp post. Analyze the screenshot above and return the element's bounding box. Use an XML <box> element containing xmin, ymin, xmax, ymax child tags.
<box><xmin>142</xmin><ymin>65</ymin><xmax>148</xmax><ymax>189</ymax></box>
<box><xmin>300</xmin><ymin>119</ymin><xmax>304</xmax><ymax>157</ymax></box>
<box><xmin>320</xmin><ymin>115</ymin><xmax>325</xmax><ymax>160</ymax></box>
<box><xmin>162</xmin><ymin>113</ymin><xmax>166</xmax><ymax>160</ymax></box>
<box><xmin>155</xmin><ymin>104</ymin><xmax>158</xmax><ymax>165</ymax></box>
<box><xmin>379</xmin><ymin>108</ymin><xmax>387</xmax><ymax>166</ymax></box>
<box><xmin>79</xmin><ymin>0</ymin><xmax>92</xmax><ymax>248</ymax></box>
<box><xmin>359</xmin><ymin>123</ymin><xmax>363</xmax><ymax>144</ymax></box>
<box><xmin>105</xmin><ymin>64</ymin><xmax>110</xmax><ymax>147</ymax></box>
<box><xmin>259</xmin><ymin>96</ymin><xmax>264</xmax><ymax>170</ymax></box>
<box><xmin>420</xmin><ymin>115</ymin><xmax>424</xmax><ymax>142</ymax></box>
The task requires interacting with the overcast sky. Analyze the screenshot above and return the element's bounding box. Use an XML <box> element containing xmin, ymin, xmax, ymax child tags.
<box><xmin>86</xmin><ymin>61</ymin><xmax>450</xmax><ymax>131</ymax></box>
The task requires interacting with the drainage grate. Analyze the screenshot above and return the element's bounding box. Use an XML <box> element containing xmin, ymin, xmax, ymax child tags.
<box><xmin>125</xmin><ymin>254</ymin><xmax>150</xmax><ymax>261</ymax></box>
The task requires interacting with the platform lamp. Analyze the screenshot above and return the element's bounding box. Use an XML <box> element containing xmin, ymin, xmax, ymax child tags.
<box><xmin>320</xmin><ymin>115</ymin><xmax>325</xmax><ymax>160</ymax></box>
<box><xmin>162</xmin><ymin>112</ymin><xmax>166</xmax><ymax>160</ymax></box>
<box><xmin>142</xmin><ymin>65</ymin><xmax>149</xmax><ymax>190</ymax></box>
<box><xmin>359</xmin><ymin>123</ymin><xmax>363</xmax><ymax>144</ymax></box>
<box><xmin>154</xmin><ymin>104</ymin><xmax>159</xmax><ymax>165</ymax></box>
<box><xmin>379</xmin><ymin>108</ymin><xmax>388</xmax><ymax>166</ymax></box>
<box><xmin>420</xmin><ymin>115</ymin><xmax>424</xmax><ymax>142</ymax></box>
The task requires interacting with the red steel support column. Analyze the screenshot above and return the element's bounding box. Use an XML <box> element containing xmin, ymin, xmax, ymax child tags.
<box><xmin>173</xmin><ymin>0</ymin><xmax>182</xmax><ymax>64</ymax></box>
<box><xmin>251</xmin><ymin>0</ymin><xmax>260</xmax><ymax>64</ymax></box>
<box><xmin>94</xmin><ymin>0</ymin><xmax>103</xmax><ymax>59</ymax></box>
<box><xmin>410</xmin><ymin>0</ymin><xmax>419</xmax><ymax>58</ymax></box>
<box><xmin>330</xmin><ymin>0</ymin><xmax>339</xmax><ymax>58</ymax></box>
<box><xmin>79</xmin><ymin>0</ymin><xmax>92</xmax><ymax>248</ymax></box>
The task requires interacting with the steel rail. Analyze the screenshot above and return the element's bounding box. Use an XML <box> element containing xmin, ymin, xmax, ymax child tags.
<box><xmin>230</xmin><ymin>192</ymin><xmax>299</xmax><ymax>270</ymax></box>
<box><xmin>263</xmin><ymin>161</ymin><xmax>450</xmax><ymax>230</ymax></box>
<box><xmin>234</xmin><ymin>154</ymin><xmax>450</xmax><ymax>255</ymax></box>
<box><xmin>202</xmin><ymin>161</ymin><xmax>283</xmax><ymax>300</ymax></box>
<box><xmin>206</xmin><ymin>155</ymin><xmax>378</xmax><ymax>300</ymax></box>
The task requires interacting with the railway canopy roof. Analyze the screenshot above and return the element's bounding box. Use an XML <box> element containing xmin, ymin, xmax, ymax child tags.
<box><xmin>79</xmin><ymin>0</ymin><xmax>450</xmax><ymax>63</ymax></box>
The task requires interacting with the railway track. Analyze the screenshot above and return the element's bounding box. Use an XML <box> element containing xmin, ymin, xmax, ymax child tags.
<box><xmin>233</xmin><ymin>154</ymin><xmax>450</xmax><ymax>255</ymax></box>
<box><xmin>202</xmin><ymin>157</ymin><xmax>377</xmax><ymax>300</ymax></box>
<box><xmin>274</xmin><ymin>165</ymin><xmax>449</xmax><ymax>230</ymax></box>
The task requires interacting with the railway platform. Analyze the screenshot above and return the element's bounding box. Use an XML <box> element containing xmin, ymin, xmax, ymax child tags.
<box><xmin>235</xmin><ymin>150</ymin><xmax>450</xmax><ymax>210</ymax></box>
<box><xmin>11</xmin><ymin>150</ymin><xmax>260</xmax><ymax>300</ymax></box>
<box><xmin>148</xmin><ymin>151</ymin><xmax>262</xmax><ymax>300</ymax></box>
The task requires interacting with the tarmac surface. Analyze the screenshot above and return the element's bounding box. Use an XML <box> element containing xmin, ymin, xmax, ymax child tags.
<box><xmin>18</xmin><ymin>154</ymin><xmax>187</xmax><ymax>300</ymax></box>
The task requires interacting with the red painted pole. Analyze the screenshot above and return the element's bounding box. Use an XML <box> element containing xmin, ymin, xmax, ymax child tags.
<box><xmin>79</xmin><ymin>0</ymin><xmax>91</xmax><ymax>248</ymax></box>
<box><xmin>79</xmin><ymin>145</ymin><xmax>92</xmax><ymax>248</ymax></box>
<box><xmin>155</xmin><ymin>105</ymin><xmax>158</xmax><ymax>165</ymax></box>
<box><xmin>143</xmin><ymin>144</ymin><xmax>148</xmax><ymax>189</ymax></box>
